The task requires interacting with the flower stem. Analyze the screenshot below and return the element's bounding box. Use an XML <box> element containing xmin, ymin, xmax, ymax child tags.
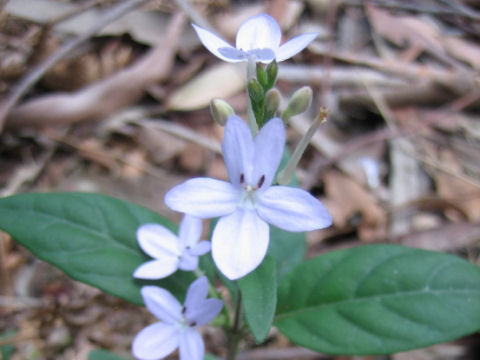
<box><xmin>226</xmin><ymin>287</ymin><xmax>243</xmax><ymax>360</ymax></box>
<box><xmin>246</xmin><ymin>56</ymin><xmax>258</xmax><ymax>135</ymax></box>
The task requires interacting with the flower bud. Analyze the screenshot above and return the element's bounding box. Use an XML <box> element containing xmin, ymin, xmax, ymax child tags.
<box><xmin>210</xmin><ymin>98</ymin><xmax>234</xmax><ymax>126</ymax></box>
<box><xmin>281</xmin><ymin>86</ymin><xmax>313</xmax><ymax>124</ymax></box>
<box><xmin>264</xmin><ymin>88</ymin><xmax>281</xmax><ymax>119</ymax></box>
<box><xmin>266</xmin><ymin>60</ymin><xmax>278</xmax><ymax>88</ymax></box>
<box><xmin>247</xmin><ymin>78</ymin><xmax>264</xmax><ymax>104</ymax></box>
<box><xmin>256</xmin><ymin>63</ymin><xmax>269</xmax><ymax>89</ymax></box>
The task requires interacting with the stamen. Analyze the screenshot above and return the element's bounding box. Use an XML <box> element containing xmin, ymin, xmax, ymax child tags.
<box><xmin>257</xmin><ymin>175</ymin><xmax>265</xmax><ymax>188</ymax></box>
<box><xmin>181</xmin><ymin>306</ymin><xmax>186</xmax><ymax>314</ymax></box>
<box><xmin>189</xmin><ymin>321</ymin><xmax>197</xmax><ymax>327</ymax></box>
<box><xmin>240</xmin><ymin>173</ymin><xmax>245</xmax><ymax>184</ymax></box>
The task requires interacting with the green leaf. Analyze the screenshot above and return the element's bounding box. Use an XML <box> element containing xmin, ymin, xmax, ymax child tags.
<box><xmin>0</xmin><ymin>329</ymin><xmax>16</xmax><ymax>360</ymax></box>
<box><xmin>88</xmin><ymin>349</ymin><xmax>129</xmax><ymax>360</ymax></box>
<box><xmin>0</xmin><ymin>192</ymin><xmax>194</xmax><ymax>305</ymax></box>
<box><xmin>268</xmin><ymin>225</ymin><xmax>305</xmax><ymax>279</ymax></box>
<box><xmin>239</xmin><ymin>256</ymin><xmax>277</xmax><ymax>343</ymax></box>
<box><xmin>275</xmin><ymin>245</ymin><xmax>480</xmax><ymax>355</ymax></box>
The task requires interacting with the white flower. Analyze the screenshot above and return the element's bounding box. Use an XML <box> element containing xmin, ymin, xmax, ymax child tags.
<box><xmin>132</xmin><ymin>276</ymin><xmax>223</xmax><ymax>360</ymax></box>
<box><xmin>192</xmin><ymin>13</ymin><xmax>319</xmax><ymax>63</ymax></box>
<box><xmin>134</xmin><ymin>215</ymin><xmax>211</xmax><ymax>279</ymax></box>
<box><xmin>165</xmin><ymin>115</ymin><xmax>332</xmax><ymax>280</ymax></box>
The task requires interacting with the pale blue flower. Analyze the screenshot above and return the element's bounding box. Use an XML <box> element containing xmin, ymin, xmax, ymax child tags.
<box><xmin>192</xmin><ymin>14</ymin><xmax>319</xmax><ymax>63</ymax></box>
<box><xmin>134</xmin><ymin>215</ymin><xmax>210</xmax><ymax>279</ymax></box>
<box><xmin>132</xmin><ymin>276</ymin><xmax>222</xmax><ymax>360</ymax></box>
<box><xmin>165</xmin><ymin>116</ymin><xmax>332</xmax><ymax>280</ymax></box>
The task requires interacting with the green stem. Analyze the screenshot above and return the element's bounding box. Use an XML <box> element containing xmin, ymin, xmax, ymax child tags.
<box><xmin>246</xmin><ymin>56</ymin><xmax>258</xmax><ymax>135</ymax></box>
<box><xmin>226</xmin><ymin>288</ymin><xmax>243</xmax><ymax>360</ymax></box>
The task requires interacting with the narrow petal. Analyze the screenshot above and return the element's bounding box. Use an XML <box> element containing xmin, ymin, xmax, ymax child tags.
<box><xmin>212</xmin><ymin>210</ymin><xmax>269</xmax><ymax>280</ymax></box>
<box><xmin>179</xmin><ymin>329</ymin><xmax>204</xmax><ymax>360</ymax></box>
<box><xmin>218</xmin><ymin>47</ymin><xmax>248</xmax><ymax>62</ymax></box>
<box><xmin>142</xmin><ymin>286</ymin><xmax>182</xmax><ymax>324</ymax></box>
<box><xmin>252</xmin><ymin>117</ymin><xmax>285</xmax><ymax>190</ymax></box>
<box><xmin>178</xmin><ymin>215</ymin><xmax>202</xmax><ymax>248</ymax></box>
<box><xmin>165</xmin><ymin>178</ymin><xmax>238</xmax><ymax>218</ymax></box>
<box><xmin>137</xmin><ymin>224</ymin><xmax>180</xmax><ymax>258</ymax></box>
<box><xmin>184</xmin><ymin>276</ymin><xmax>209</xmax><ymax>311</ymax></box>
<box><xmin>189</xmin><ymin>240</ymin><xmax>211</xmax><ymax>256</ymax></box>
<box><xmin>132</xmin><ymin>322</ymin><xmax>179</xmax><ymax>360</ymax></box>
<box><xmin>133</xmin><ymin>258</ymin><xmax>178</xmax><ymax>280</ymax></box>
<box><xmin>257</xmin><ymin>186</ymin><xmax>332</xmax><ymax>231</ymax></box>
<box><xmin>191</xmin><ymin>24</ymin><xmax>241</xmax><ymax>63</ymax></box>
<box><xmin>236</xmin><ymin>14</ymin><xmax>281</xmax><ymax>52</ymax></box>
<box><xmin>186</xmin><ymin>298</ymin><xmax>223</xmax><ymax>326</ymax></box>
<box><xmin>223</xmin><ymin>115</ymin><xmax>254</xmax><ymax>186</ymax></box>
<box><xmin>276</xmin><ymin>32</ymin><xmax>318</xmax><ymax>62</ymax></box>
<box><xmin>178</xmin><ymin>252</ymin><xmax>198</xmax><ymax>271</ymax></box>
<box><xmin>246</xmin><ymin>48</ymin><xmax>276</xmax><ymax>63</ymax></box>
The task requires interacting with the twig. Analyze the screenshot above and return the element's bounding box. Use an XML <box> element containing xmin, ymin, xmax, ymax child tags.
<box><xmin>339</xmin><ymin>0</ymin><xmax>480</xmax><ymax>21</ymax></box>
<box><xmin>49</xmin><ymin>0</ymin><xmax>107</xmax><ymax>26</ymax></box>
<box><xmin>0</xmin><ymin>0</ymin><xmax>151</xmax><ymax>132</ymax></box>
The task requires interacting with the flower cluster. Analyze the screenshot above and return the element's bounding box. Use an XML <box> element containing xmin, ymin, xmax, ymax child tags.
<box><xmin>132</xmin><ymin>12</ymin><xmax>331</xmax><ymax>360</ymax></box>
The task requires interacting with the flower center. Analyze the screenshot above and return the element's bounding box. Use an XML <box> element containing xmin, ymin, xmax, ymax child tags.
<box><xmin>238</xmin><ymin>174</ymin><xmax>265</xmax><ymax>210</ymax></box>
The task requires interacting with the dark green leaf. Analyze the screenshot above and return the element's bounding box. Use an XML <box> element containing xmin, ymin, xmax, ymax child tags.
<box><xmin>0</xmin><ymin>192</ymin><xmax>194</xmax><ymax>305</ymax></box>
<box><xmin>88</xmin><ymin>349</ymin><xmax>130</xmax><ymax>360</ymax></box>
<box><xmin>239</xmin><ymin>255</ymin><xmax>276</xmax><ymax>342</ymax></box>
<box><xmin>268</xmin><ymin>225</ymin><xmax>305</xmax><ymax>279</ymax></box>
<box><xmin>276</xmin><ymin>245</ymin><xmax>480</xmax><ymax>355</ymax></box>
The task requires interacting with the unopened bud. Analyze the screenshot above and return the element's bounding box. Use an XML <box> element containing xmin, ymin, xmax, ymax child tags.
<box><xmin>256</xmin><ymin>63</ymin><xmax>269</xmax><ymax>89</ymax></box>
<box><xmin>210</xmin><ymin>98</ymin><xmax>234</xmax><ymax>126</ymax></box>
<box><xmin>281</xmin><ymin>86</ymin><xmax>313</xmax><ymax>124</ymax></box>
<box><xmin>264</xmin><ymin>88</ymin><xmax>281</xmax><ymax>119</ymax></box>
<box><xmin>247</xmin><ymin>78</ymin><xmax>264</xmax><ymax>105</ymax></box>
<box><xmin>266</xmin><ymin>60</ymin><xmax>278</xmax><ymax>89</ymax></box>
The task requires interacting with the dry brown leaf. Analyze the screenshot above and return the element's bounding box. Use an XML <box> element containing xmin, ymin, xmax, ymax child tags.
<box><xmin>321</xmin><ymin>170</ymin><xmax>387</xmax><ymax>241</ymax></box>
<box><xmin>443</xmin><ymin>36</ymin><xmax>480</xmax><ymax>70</ymax></box>
<box><xmin>166</xmin><ymin>63</ymin><xmax>244</xmax><ymax>111</ymax></box>
<box><xmin>6</xmin><ymin>13</ymin><xmax>185</xmax><ymax>128</ymax></box>
<box><xmin>434</xmin><ymin>149</ymin><xmax>480</xmax><ymax>222</ymax></box>
<box><xmin>366</xmin><ymin>5</ymin><xmax>443</xmax><ymax>51</ymax></box>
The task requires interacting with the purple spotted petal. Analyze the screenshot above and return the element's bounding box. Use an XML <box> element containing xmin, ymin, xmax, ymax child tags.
<box><xmin>141</xmin><ymin>286</ymin><xmax>182</xmax><ymax>324</ymax></box>
<box><xmin>212</xmin><ymin>209</ymin><xmax>269</xmax><ymax>279</ymax></box>
<box><xmin>165</xmin><ymin>177</ymin><xmax>238</xmax><ymax>218</ymax></box>
<box><xmin>178</xmin><ymin>215</ymin><xmax>202</xmax><ymax>249</ymax></box>
<box><xmin>179</xmin><ymin>328</ymin><xmax>204</xmax><ymax>360</ymax></box>
<box><xmin>186</xmin><ymin>298</ymin><xmax>223</xmax><ymax>327</ymax></box>
<box><xmin>132</xmin><ymin>322</ymin><xmax>179</xmax><ymax>360</ymax></box>
<box><xmin>257</xmin><ymin>185</ymin><xmax>332</xmax><ymax>231</ymax></box>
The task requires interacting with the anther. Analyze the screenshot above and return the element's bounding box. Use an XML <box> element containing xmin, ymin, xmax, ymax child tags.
<box><xmin>189</xmin><ymin>321</ymin><xmax>197</xmax><ymax>327</ymax></box>
<box><xmin>240</xmin><ymin>173</ymin><xmax>245</xmax><ymax>184</ymax></box>
<box><xmin>181</xmin><ymin>306</ymin><xmax>186</xmax><ymax>314</ymax></box>
<box><xmin>257</xmin><ymin>175</ymin><xmax>265</xmax><ymax>188</ymax></box>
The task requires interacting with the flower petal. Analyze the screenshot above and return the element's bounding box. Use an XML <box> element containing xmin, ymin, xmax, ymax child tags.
<box><xmin>246</xmin><ymin>48</ymin><xmax>276</xmax><ymax>63</ymax></box>
<box><xmin>137</xmin><ymin>224</ymin><xmax>180</xmax><ymax>258</ymax></box>
<box><xmin>212</xmin><ymin>209</ymin><xmax>269</xmax><ymax>280</ymax></box>
<box><xmin>179</xmin><ymin>328</ymin><xmax>204</xmax><ymax>360</ymax></box>
<box><xmin>191</xmin><ymin>24</ymin><xmax>241</xmax><ymax>63</ymax></box>
<box><xmin>133</xmin><ymin>258</ymin><xmax>178</xmax><ymax>280</ymax></box>
<box><xmin>186</xmin><ymin>298</ymin><xmax>223</xmax><ymax>327</ymax></box>
<box><xmin>178</xmin><ymin>215</ymin><xmax>202</xmax><ymax>248</ymax></box>
<box><xmin>189</xmin><ymin>240</ymin><xmax>211</xmax><ymax>256</ymax></box>
<box><xmin>223</xmin><ymin>115</ymin><xmax>254</xmax><ymax>186</ymax></box>
<box><xmin>141</xmin><ymin>286</ymin><xmax>182</xmax><ymax>324</ymax></box>
<box><xmin>184</xmin><ymin>276</ymin><xmax>209</xmax><ymax>311</ymax></box>
<box><xmin>252</xmin><ymin>117</ymin><xmax>285</xmax><ymax>190</ymax></box>
<box><xmin>178</xmin><ymin>252</ymin><xmax>198</xmax><ymax>271</ymax></box>
<box><xmin>276</xmin><ymin>32</ymin><xmax>318</xmax><ymax>62</ymax></box>
<box><xmin>165</xmin><ymin>178</ymin><xmax>238</xmax><ymax>218</ymax></box>
<box><xmin>257</xmin><ymin>186</ymin><xmax>332</xmax><ymax>231</ymax></box>
<box><xmin>132</xmin><ymin>322</ymin><xmax>179</xmax><ymax>360</ymax></box>
<box><xmin>236</xmin><ymin>14</ymin><xmax>281</xmax><ymax>52</ymax></box>
<box><xmin>218</xmin><ymin>47</ymin><xmax>248</xmax><ymax>62</ymax></box>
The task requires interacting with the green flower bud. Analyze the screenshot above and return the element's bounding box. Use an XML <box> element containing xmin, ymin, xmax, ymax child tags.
<box><xmin>266</xmin><ymin>60</ymin><xmax>278</xmax><ymax>89</ymax></box>
<box><xmin>264</xmin><ymin>88</ymin><xmax>281</xmax><ymax>120</ymax></box>
<box><xmin>256</xmin><ymin>63</ymin><xmax>269</xmax><ymax>89</ymax></box>
<box><xmin>247</xmin><ymin>78</ymin><xmax>264</xmax><ymax>105</ymax></box>
<box><xmin>281</xmin><ymin>86</ymin><xmax>313</xmax><ymax>124</ymax></box>
<box><xmin>210</xmin><ymin>98</ymin><xmax>234</xmax><ymax>126</ymax></box>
